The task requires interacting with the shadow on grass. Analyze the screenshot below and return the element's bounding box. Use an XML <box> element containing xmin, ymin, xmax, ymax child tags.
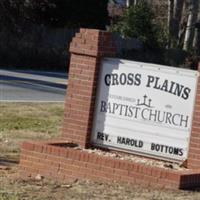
<box><xmin>0</xmin><ymin>157</ymin><xmax>19</xmax><ymax>167</ymax></box>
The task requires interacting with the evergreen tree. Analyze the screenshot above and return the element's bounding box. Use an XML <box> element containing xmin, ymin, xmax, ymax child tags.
<box><xmin>111</xmin><ymin>1</ymin><xmax>167</xmax><ymax>48</ymax></box>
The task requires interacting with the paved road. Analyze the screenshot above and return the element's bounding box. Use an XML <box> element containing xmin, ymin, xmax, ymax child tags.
<box><xmin>0</xmin><ymin>69</ymin><xmax>67</xmax><ymax>102</ymax></box>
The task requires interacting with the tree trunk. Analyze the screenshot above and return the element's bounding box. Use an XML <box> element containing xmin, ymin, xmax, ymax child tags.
<box><xmin>126</xmin><ymin>0</ymin><xmax>130</xmax><ymax>8</ymax></box>
<box><xmin>133</xmin><ymin>0</ymin><xmax>138</xmax><ymax>6</ymax></box>
<box><xmin>183</xmin><ymin>0</ymin><xmax>196</xmax><ymax>51</ymax></box>
<box><xmin>192</xmin><ymin>0</ymin><xmax>200</xmax><ymax>54</ymax></box>
<box><xmin>173</xmin><ymin>0</ymin><xmax>184</xmax><ymax>43</ymax></box>
<box><xmin>168</xmin><ymin>0</ymin><xmax>174</xmax><ymax>47</ymax></box>
<box><xmin>126</xmin><ymin>0</ymin><xmax>138</xmax><ymax>8</ymax></box>
<box><xmin>178</xmin><ymin>0</ymin><xmax>187</xmax><ymax>48</ymax></box>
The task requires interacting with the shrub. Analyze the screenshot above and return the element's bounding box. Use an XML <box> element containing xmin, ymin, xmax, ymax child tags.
<box><xmin>111</xmin><ymin>1</ymin><xmax>167</xmax><ymax>49</ymax></box>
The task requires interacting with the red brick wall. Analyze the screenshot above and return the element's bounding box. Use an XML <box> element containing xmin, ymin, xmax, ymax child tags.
<box><xmin>19</xmin><ymin>141</ymin><xmax>200</xmax><ymax>189</ymax></box>
<box><xmin>61</xmin><ymin>29</ymin><xmax>116</xmax><ymax>148</ymax></box>
<box><xmin>187</xmin><ymin>66</ymin><xmax>200</xmax><ymax>169</ymax></box>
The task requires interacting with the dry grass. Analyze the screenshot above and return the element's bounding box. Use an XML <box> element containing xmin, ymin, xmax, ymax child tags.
<box><xmin>1</xmin><ymin>103</ymin><xmax>200</xmax><ymax>200</ymax></box>
<box><xmin>1</xmin><ymin>167</ymin><xmax>200</xmax><ymax>200</ymax></box>
<box><xmin>0</xmin><ymin>103</ymin><xmax>64</xmax><ymax>160</ymax></box>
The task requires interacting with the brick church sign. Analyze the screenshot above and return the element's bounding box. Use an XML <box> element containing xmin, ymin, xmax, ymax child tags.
<box><xmin>92</xmin><ymin>58</ymin><xmax>199</xmax><ymax>161</ymax></box>
<box><xmin>20</xmin><ymin>29</ymin><xmax>200</xmax><ymax>189</ymax></box>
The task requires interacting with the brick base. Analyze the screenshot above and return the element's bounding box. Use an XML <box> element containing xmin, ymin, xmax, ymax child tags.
<box><xmin>19</xmin><ymin>141</ymin><xmax>200</xmax><ymax>190</ymax></box>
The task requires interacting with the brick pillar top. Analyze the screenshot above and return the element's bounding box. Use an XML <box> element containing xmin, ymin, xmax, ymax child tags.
<box><xmin>61</xmin><ymin>28</ymin><xmax>116</xmax><ymax>148</ymax></box>
<box><xmin>70</xmin><ymin>28</ymin><xmax>116</xmax><ymax>57</ymax></box>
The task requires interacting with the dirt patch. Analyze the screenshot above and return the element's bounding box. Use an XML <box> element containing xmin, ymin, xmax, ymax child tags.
<box><xmin>1</xmin><ymin>165</ymin><xmax>200</xmax><ymax>200</ymax></box>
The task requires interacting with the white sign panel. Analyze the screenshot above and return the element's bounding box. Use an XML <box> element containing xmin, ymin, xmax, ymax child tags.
<box><xmin>91</xmin><ymin>58</ymin><xmax>199</xmax><ymax>161</ymax></box>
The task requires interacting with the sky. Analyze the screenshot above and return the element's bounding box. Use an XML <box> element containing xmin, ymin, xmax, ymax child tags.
<box><xmin>110</xmin><ymin>0</ymin><xmax>126</xmax><ymax>5</ymax></box>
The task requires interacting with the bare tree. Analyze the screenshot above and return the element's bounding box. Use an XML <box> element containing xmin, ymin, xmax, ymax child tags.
<box><xmin>183</xmin><ymin>0</ymin><xmax>196</xmax><ymax>51</ymax></box>
<box><xmin>168</xmin><ymin>0</ymin><xmax>174</xmax><ymax>47</ymax></box>
<box><xmin>167</xmin><ymin>0</ymin><xmax>185</xmax><ymax>47</ymax></box>
<box><xmin>192</xmin><ymin>0</ymin><xmax>200</xmax><ymax>52</ymax></box>
<box><xmin>121</xmin><ymin>0</ymin><xmax>200</xmax><ymax>53</ymax></box>
<box><xmin>126</xmin><ymin>0</ymin><xmax>130</xmax><ymax>7</ymax></box>
<box><xmin>173</xmin><ymin>0</ymin><xmax>184</xmax><ymax>42</ymax></box>
<box><xmin>126</xmin><ymin>0</ymin><xmax>138</xmax><ymax>8</ymax></box>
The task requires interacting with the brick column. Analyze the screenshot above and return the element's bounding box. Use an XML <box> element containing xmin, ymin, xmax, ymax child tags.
<box><xmin>61</xmin><ymin>28</ymin><xmax>116</xmax><ymax>148</ymax></box>
<box><xmin>187</xmin><ymin>65</ymin><xmax>200</xmax><ymax>169</ymax></box>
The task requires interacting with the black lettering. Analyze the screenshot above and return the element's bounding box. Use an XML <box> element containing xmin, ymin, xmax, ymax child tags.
<box><xmin>141</xmin><ymin>108</ymin><xmax>149</xmax><ymax>120</ymax></box>
<box><xmin>100</xmin><ymin>101</ymin><xmax>107</xmax><ymax>112</ymax></box>
<box><xmin>181</xmin><ymin>87</ymin><xmax>191</xmax><ymax>100</ymax></box>
<box><xmin>97</xmin><ymin>132</ymin><xmax>104</xmax><ymax>140</ymax></box>
<box><xmin>165</xmin><ymin>112</ymin><xmax>172</xmax><ymax>124</ymax></box>
<box><xmin>178</xmin><ymin>149</ymin><xmax>184</xmax><ymax>156</ymax></box>
<box><xmin>151</xmin><ymin>143</ymin><xmax>184</xmax><ymax>157</ymax></box>
<box><xmin>160</xmin><ymin>80</ymin><xmax>168</xmax><ymax>92</ymax></box>
<box><xmin>154</xmin><ymin>77</ymin><xmax>161</xmax><ymax>89</ymax></box>
<box><xmin>112</xmin><ymin>73</ymin><xmax>119</xmax><ymax>85</ymax></box>
<box><xmin>173</xmin><ymin>83</ymin><xmax>184</xmax><ymax>97</ymax></box>
<box><xmin>155</xmin><ymin>144</ymin><xmax>160</xmax><ymax>151</ymax></box>
<box><xmin>117</xmin><ymin>136</ymin><xmax>122</xmax><ymax>144</ymax></box>
<box><xmin>149</xmin><ymin>109</ymin><xmax>157</xmax><ymax>121</ymax></box>
<box><xmin>97</xmin><ymin>132</ymin><xmax>109</xmax><ymax>141</ymax></box>
<box><xmin>107</xmin><ymin>103</ymin><xmax>111</xmax><ymax>113</ymax></box>
<box><xmin>172</xmin><ymin>114</ymin><xmax>181</xmax><ymax>126</ymax></box>
<box><xmin>117</xmin><ymin>137</ymin><xmax>143</xmax><ymax>148</ymax></box>
<box><xmin>119</xmin><ymin>73</ymin><xmax>126</xmax><ymax>85</ymax></box>
<box><xmin>113</xmin><ymin>103</ymin><xmax>119</xmax><ymax>114</ymax></box>
<box><xmin>173</xmin><ymin>147</ymin><xmax>179</xmax><ymax>155</ymax></box>
<box><xmin>119</xmin><ymin>104</ymin><xmax>125</xmax><ymax>115</ymax></box>
<box><xmin>168</xmin><ymin>81</ymin><xmax>176</xmax><ymax>93</ymax></box>
<box><xmin>146</xmin><ymin>75</ymin><xmax>155</xmax><ymax>87</ymax></box>
<box><xmin>104</xmin><ymin>74</ymin><xmax>111</xmax><ymax>86</ymax></box>
<box><xmin>139</xmin><ymin>140</ymin><xmax>143</xmax><ymax>148</ymax></box>
<box><xmin>168</xmin><ymin>147</ymin><xmax>174</xmax><ymax>154</ymax></box>
<box><xmin>127</xmin><ymin>73</ymin><xmax>134</xmax><ymax>85</ymax></box>
<box><xmin>157</xmin><ymin>111</ymin><xmax>165</xmax><ymax>123</ymax></box>
<box><xmin>133</xmin><ymin>107</ymin><xmax>141</xmax><ymax>118</ymax></box>
<box><xmin>122</xmin><ymin>137</ymin><xmax>126</xmax><ymax>144</ymax></box>
<box><xmin>146</xmin><ymin>76</ymin><xmax>191</xmax><ymax>100</ymax></box>
<box><xmin>105</xmin><ymin>134</ymin><xmax>109</xmax><ymax>141</ymax></box>
<box><xmin>180</xmin><ymin>115</ymin><xmax>189</xmax><ymax>128</ymax></box>
<box><xmin>124</xmin><ymin>105</ymin><xmax>129</xmax><ymax>116</ymax></box>
<box><xmin>135</xmin><ymin>73</ymin><xmax>141</xmax><ymax>86</ymax></box>
<box><xmin>165</xmin><ymin>145</ymin><xmax>169</xmax><ymax>153</ymax></box>
<box><xmin>151</xmin><ymin>143</ymin><xmax>155</xmax><ymax>150</ymax></box>
<box><xmin>128</xmin><ymin>106</ymin><xmax>133</xmax><ymax>117</ymax></box>
<box><xmin>160</xmin><ymin>144</ymin><xmax>164</xmax><ymax>152</ymax></box>
<box><xmin>126</xmin><ymin>138</ymin><xmax>130</xmax><ymax>145</ymax></box>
